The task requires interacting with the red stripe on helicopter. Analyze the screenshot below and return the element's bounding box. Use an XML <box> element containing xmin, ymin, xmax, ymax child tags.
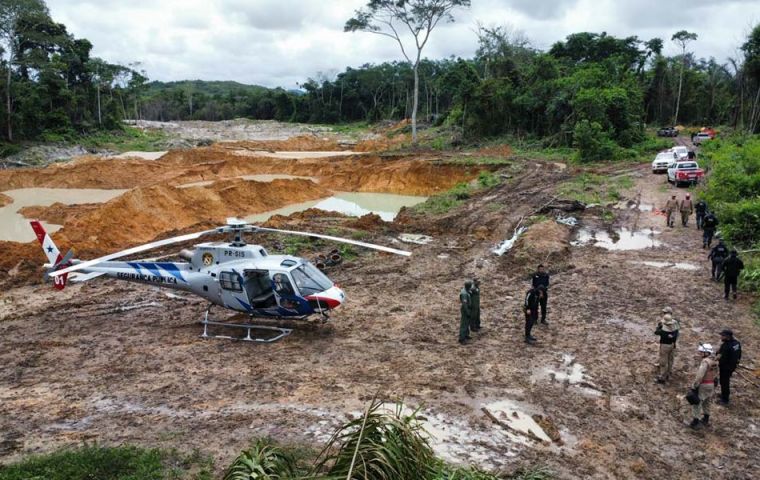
<box><xmin>305</xmin><ymin>295</ymin><xmax>341</xmax><ymax>309</ymax></box>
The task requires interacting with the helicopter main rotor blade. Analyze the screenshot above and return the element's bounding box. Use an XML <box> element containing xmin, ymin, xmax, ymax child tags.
<box><xmin>50</xmin><ymin>229</ymin><xmax>219</xmax><ymax>277</ymax></box>
<box><xmin>256</xmin><ymin>227</ymin><xmax>411</xmax><ymax>257</ymax></box>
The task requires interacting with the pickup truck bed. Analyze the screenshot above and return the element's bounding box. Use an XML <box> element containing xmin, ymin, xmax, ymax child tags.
<box><xmin>667</xmin><ymin>161</ymin><xmax>704</xmax><ymax>187</ymax></box>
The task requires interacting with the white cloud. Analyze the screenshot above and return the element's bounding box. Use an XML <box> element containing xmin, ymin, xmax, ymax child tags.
<box><xmin>45</xmin><ymin>0</ymin><xmax>760</xmax><ymax>87</ymax></box>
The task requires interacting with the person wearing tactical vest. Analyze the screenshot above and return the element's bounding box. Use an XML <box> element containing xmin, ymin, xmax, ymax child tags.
<box><xmin>689</xmin><ymin>343</ymin><xmax>717</xmax><ymax>429</ymax></box>
<box><xmin>708</xmin><ymin>240</ymin><xmax>729</xmax><ymax>281</ymax></box>
<box><xmin>702</xmin><ymin>213</ymin><xmax>718</xmax><ymax>248</ymax></box>
<box><xmin>695</xmin><ymin>199</ymin><xmax>707</xmax><ymax>230</ymax></box>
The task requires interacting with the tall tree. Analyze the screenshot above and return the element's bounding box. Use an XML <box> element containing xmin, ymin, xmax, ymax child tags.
<box><xmin>0</xmin><ymin>0</ymin><xmax>48</xmax><ymax>141</ymax></box>
<box><xmin>741</xmin><ymin>23</ymin><xmax>760</xmax><ymax>132</ymax></box>
<box><xmin>671</xmin><ymin>30</ymin><xmax>697</xmax><ymax>125</ymax></box>
<box><xmin>345</xmin><ymin>0</ymin><xmax>470</xmax><ymax>143</ymax></box>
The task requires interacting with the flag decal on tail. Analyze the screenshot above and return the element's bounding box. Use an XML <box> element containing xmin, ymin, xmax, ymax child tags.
<box><xmin>30</xmin><ymin>220</ymin><xmax>69</xmax><ymax>290</ymax></box>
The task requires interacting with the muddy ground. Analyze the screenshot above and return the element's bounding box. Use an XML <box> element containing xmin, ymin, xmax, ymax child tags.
<box><xmin>0</xmin><ymin>137</ymin><xmax>759</xmax><ymax>479</ymax></box>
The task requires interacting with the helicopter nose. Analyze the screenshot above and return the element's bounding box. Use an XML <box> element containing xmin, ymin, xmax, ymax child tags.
<box><xmin>306</xmin><ymin>286</ymin><xmax>345</xmax><ymax>309</ymax></box>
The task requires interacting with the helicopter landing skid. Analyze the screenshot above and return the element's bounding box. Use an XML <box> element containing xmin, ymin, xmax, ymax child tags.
<box><xmin>200</xmin><ymin>305</ymin><xmax>292</xmax><ymax>343</ymax></box>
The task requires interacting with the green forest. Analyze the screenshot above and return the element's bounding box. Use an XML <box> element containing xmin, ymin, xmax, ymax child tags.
<box><xmin>2</xmin><ymin>0</ymin><xmax>760</xmax><ymax>156</ymax></box>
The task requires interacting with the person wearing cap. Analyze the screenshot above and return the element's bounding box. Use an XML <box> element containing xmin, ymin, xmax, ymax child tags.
<box><xmin>689</xmin><ymin>343</ymin><xmax>717</xmax><ymax>429</ymax></box>
<box><xmin>469</xmin><ymin>278</ymin><xmax>481</xmax><ymax>332</ymax></box>
<box><xmin>722</xmin><ymin>250</ymin><xmax>744</xmax><ymax>300</ymax></box>
<box><xmin>702</xmin><ymin>212</ymin><xmax>718</xmax><ymax>248</ymax></box>
<box><xmin>716</xmin><ymin>329</ymin><xmax>742</xmax><ymax>405</ymax></box>
<box><xmin>459</xmin><ymin>281</ymin><xmax>473</xmax><ymax>345</ymax></box>
<box><xmin>708</xmin><ymin>240</ymin><xmax>729</xmax><ymax>281</ymax></box>
<box><xmin>531</xmin><ymin>265</ymin><xmax>550</xmax><ymax>325</ymax></box>
<box><xmin>664</xmin><ymin>194</ymin><xmax>679</xmax><ymax>228</ymax></box>
<box><xmin>679</xmin><ymin>193</ymin><xmax>694</xmax><ymax>227</ymax></box>
<box><xmin>654</xmin><ymin>309</ymin><xmax>679</xmax><ymax>383</ymax></box>
<box><xmin>695</xmin><ymin>199</ymin><xmax>708</xmax><ymax>230</ymax></box>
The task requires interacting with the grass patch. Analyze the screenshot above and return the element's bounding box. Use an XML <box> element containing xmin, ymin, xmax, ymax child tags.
<box><xmin>76</xmin><ymin>127</ymin><xmax>169</xmax><ymax>152</ymax></box>
<box><xmin>559</xmin><ymin>173</ymin><xmax>635</xmax><ymax>204</ymax></box>
<box><xmin>0</xmin><ymin>445</ymin><xmax>213</xmax><ymax>480</ymax></box>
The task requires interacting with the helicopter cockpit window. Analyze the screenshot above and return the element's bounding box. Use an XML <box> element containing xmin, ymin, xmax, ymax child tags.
<box><xmin>291</xmin><ymin>262</ymin><xmax>333</xmax><ymax>296</ymax></box>
<box><xmin>243</xmin><ymin>270</ymin><xmax>276</xmax><ymax>307</ymax></box>
<box><xmin>219</xmin><ymin>271</ymin><xmax>243</xmax><ymax>292</ymax></box>
<box><xmin>272</xmin><ymin>273</ymin><xmax>295</xmax><ymax>296</ymax></box>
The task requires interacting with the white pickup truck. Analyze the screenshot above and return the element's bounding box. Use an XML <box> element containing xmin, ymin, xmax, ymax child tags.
<box><xmin>693</xmin><ymin>132</ymin><xmax>712</xmax><ymax>145</ymax></box>
<box><xmin>667</xmin><ymin>161</ymin><xmax>705</xmax><ymax>187</ymax></box>
<box><xmin>652</xmin><ymin>151</ymin><xmax>676</xmax><ymax>173</ymax></box>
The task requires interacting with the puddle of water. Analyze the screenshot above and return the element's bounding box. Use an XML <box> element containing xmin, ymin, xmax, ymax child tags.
<box><xmin>614</xmin><ymin>201</ymin><xmax>654</xmax><ymax>212</ymax></box>
<box><xmin>571</xmin><ymin>227</ymin><xmax>662</xmax><ymax>250</ymax></box>
<box><xmin>532</xmin><ymin>354</ymin><xmax>601</xmax><ymax>396</ymax></box>
<box><xmin>177</xmin><ymin>174</ymin><xmax>317</xmax><ymax>188</ymax></box>
<box><xmin>245</xmin><ymin>192</ymin><xmax>427</xmax><ymax>223</ymax></box>
<box><xmin>481</xmin><ymin>399</ymin><xmax>553</xmax><ymax>443</ymax></box>
<box><xmin>111</xmin><ymin>151</ymin><xmax>167</xmax><ymax>161</ymax></box>
<box><xmin>629</xmin><ymin>260</ymin><xmax>700</xmax><ymax>271</ymax></box>
<box><xmin>493</xmin><ymin>226</ymin><xmax>527</xmax><ymax>256</ymax></box>
<box><xmin>399</xmin><ymin>233</ymin><xmax>433</xmax><ymax>245</ymax></box>
<box><xmin>0</xmin><ymin>188</ymin><xmax>128</xmax><ymax>242</ymax></box>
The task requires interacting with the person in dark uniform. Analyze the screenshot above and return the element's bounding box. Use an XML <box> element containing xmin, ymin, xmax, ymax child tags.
<box><xmin>523</xmin><ymin>286</ymin><xmax>541</xmax><ymax>344</ymax></box>
<box><xmin>531</xmin><ymin>265</ymin><xmax>550</xmax><ymax>325</ymax></box>
<box><xmin>459</xmin><ymin>281</ymin><xmax>473</xmax><ymax>345</ymax></box>
<box><xmin>722</xmin><ymin>250</ymin><xmax>744</xmax><ymax>300</ymax></box>
<box><xmin>694</xmin><ymin>199</ymin><xmax>707</xmax><ymax>230</ymax></box>
<box><xmin>469</xmin><ymin>278</ymin><xmax>481</xmax><ymax>332</ymax></box>
<box><xmin>708</xmin><ymin>240</ymin><xmax>729</xmax><ymax>281</ymax></box>
<box><xmin>702</xmin><ymin>212</ymin><xmax>718</xmax><ymax>248</ymax></box>
<box><xmin>716</xmin><ymin>329</ymin><xmax>742</xmax><ymax>405</ymax></box>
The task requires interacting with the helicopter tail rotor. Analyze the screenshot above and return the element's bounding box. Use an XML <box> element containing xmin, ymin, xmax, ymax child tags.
<box><xmin>30</xmin><ymin>220</ymin><xmax>71</xmax><ymax>290</ymax></box>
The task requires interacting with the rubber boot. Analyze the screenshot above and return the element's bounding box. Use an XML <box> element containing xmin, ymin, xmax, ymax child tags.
<box><xmin>701</xmin><ymin>414</ymin><xmax>709</xmax><ymax>426</ymax></box>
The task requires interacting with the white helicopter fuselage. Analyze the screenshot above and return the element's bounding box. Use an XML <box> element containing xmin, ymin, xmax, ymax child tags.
<box><xmin>69</xmin><ymin>242</ymin><xmax>345</xmax><ymax>318</ymax></box>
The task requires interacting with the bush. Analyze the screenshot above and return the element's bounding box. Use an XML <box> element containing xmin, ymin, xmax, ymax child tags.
<box><xmin>573</xmin><ymin>120</ymin><xmax>617</xmax><ymax>162</ymax></box>
<box><xmin>223</xmin><ymin>439</ymin><xmax>298</xmax><ymax>480</ymax></box>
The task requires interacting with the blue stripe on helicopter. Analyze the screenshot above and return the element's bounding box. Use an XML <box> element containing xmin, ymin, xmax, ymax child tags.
<box><xmin>236</xmin><ymin>297</ymin><xmax>253</xmax><ymax>312</ymax></box>
<box><xmin>127</xmin><ymin>262</ymin><xmax>187</xmax><ymax>283</ymax></box>
<box><xmin>155</xmin><ymin>263</ymin><xmax>186</xmax><ymax>283</ymax></box>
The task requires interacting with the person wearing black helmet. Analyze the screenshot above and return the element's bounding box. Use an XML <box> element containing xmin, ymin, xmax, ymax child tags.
<box><xmin>717</xmin><ymin>329</ymin><xmax>742</xmax><ymax>405</ymax></box>
<box><xmin>722</xmin><ymin>250</ymin><xmax>744</xmax><ymax>300</ymax></box>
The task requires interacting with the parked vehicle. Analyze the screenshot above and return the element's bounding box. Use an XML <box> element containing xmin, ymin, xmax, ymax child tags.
<box><xmin>652</xmin><ymin>151</ymin><xmax>676</xmax><ymax>173</ymax></box>
<box><xmin>667</xmin><ymin>161</ymin><xmax>704</xmax><ymax>187</ymax></box>
<box><xmin>657</xmin><ymin>127</ymin><xmax>678</xmax><ymax>137</ymax></box>
<box><xmin>672</xmin><ymin>145</ymin><xmax>689</xmax><ymax>159</ymax></box>
<box><xmin>693</xmin><ymin>132</ymin><xmax>712</xmax><ymax>145</ymax></box>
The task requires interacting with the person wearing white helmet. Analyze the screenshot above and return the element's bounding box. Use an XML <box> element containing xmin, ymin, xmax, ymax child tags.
<box><xmin>689</xmin><ymin>343</ymin><xmax>717</xmax><ymax>429</ymax></box>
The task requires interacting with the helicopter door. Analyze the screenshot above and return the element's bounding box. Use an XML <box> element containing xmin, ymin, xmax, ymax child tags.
<box><xmin>218</xmin><ymin>270</ymin><xmax>252</xmax><ymax>312</ymax></box>
<box><xmin>241</xmin><ymin>269</ymin><xmax>276</xmax><ymax>309</ymax></box>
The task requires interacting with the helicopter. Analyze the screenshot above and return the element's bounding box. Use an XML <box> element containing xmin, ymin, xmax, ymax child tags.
<box><xmin>32</xmin><ymin>218</ymin><xmax>411</xmax><ymax>343</ymax></box>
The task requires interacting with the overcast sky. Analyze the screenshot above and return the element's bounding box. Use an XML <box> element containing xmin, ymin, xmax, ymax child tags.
<box><xmin>46</xmin><ymin>0</ymin><xmax>760</xmax><ymax>88</ymax></box>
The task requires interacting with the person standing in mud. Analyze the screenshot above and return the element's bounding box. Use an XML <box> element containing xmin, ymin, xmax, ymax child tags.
<box><xmin>664</xmin><ymin>194</ymin><xmax>679</xmax><ymax>228</ymax></box>
<box><xmin>680</xmin><ymin>193</ymin><xmax>694</xmax><ymax>227</ymax></box>
<box><xmin>459</xmin><ymin>280</ymin><xmax>473</xmax><ymax>345</ymax></box>
<box><xmin>702</xmin><ymin>212</ymin><xmax>718</xmax><ymax>248</ymax></box>
<box><xmin>654</xmin><ymin>312</ymin><xmax>679</xmax><ymax>383</ymax></box>
<box><xmin>531</xmin><ymin>265</ymin><xmax>550</xmax><ymax>325</ymax></box>
<box><xmin>722</xmin><ymin>250</ymin><xmax>744</xmax><ymax>300</ymax></box>
<box><xmin>689</xmin><ymin>343</ymin><xmax>716</xmax><ymax>429</ymax></box>
<box><xmin>695</xmin><ymin>199</ymin><xmax>708</xmax><ymax>230</ymax></box>
<box><xmin>708</xmin><ymin>239</ymin><xmax>729</xmax><ymax>281</ymax></box>
<box><xmin>469</xmin><ymin>278</ymin><xmax>481</xmax><ymax>332</ymax></box>
<box><xmin>716</xmin><ymin>329</ymin><xmax>742</xmax><ymax>406</ymax></box>
<box><xmin>523</xmin><ymin>286</ymin><xmax>541</xmax><ymax>344</ymax></box>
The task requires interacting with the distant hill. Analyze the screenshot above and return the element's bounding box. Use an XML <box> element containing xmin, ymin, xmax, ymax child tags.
<box><xmin>145</xmin><ymin>80</ymin><xmax>271</xmax><ymax>97</ymax></box>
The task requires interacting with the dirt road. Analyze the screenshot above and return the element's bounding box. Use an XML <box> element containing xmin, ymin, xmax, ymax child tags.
<box><xmin>0</xmin><ymin>160</ymin><xmax>758</xmax><ymax>478</ymax></box>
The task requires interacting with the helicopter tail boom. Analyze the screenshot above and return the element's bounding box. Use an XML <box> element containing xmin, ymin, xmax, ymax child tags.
<box><xmin>30</xmin><ymin>220</ymin><xmax>70</xmax><ymax>290</ymax></box>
